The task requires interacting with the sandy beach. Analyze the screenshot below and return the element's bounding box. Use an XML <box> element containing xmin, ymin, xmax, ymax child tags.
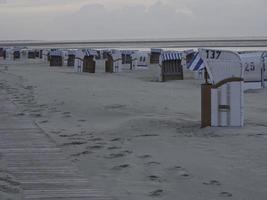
<box><xmin>0</xmin><ymin>59</ymin><xmax>267</xmax><ymax>200</ymax></box>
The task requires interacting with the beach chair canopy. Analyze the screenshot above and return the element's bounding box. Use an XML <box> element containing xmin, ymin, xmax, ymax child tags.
<box><xmin>121</xmin><ymin>50</ymin><xmax>137</xmax><ymax>55</ymax></box>
<box><xmin>50</xmin><ymin>50</ymin><xmax>63</xmax><ymax>57</ymax></box>
<box><xmin>187</xmin><ymin>52</ymin><xmax>205</xmax><ymax>71</ymax></box>
<box><xmin>160</xmin><ymin>51</ymin><xmax>183</xmax><ymax>62</ymax></box>
<box><xmin>151</xmin><ymin>48</ymin><xmax>162</xmax><ymax>54</ymax></box>
<box><xmin>75</xmin><ymin>50</ymin><xmax>85</xmax><ymax>60</ymax></box>
<box><xmin>199</xmin><ymin>48</ymin><xmax>243</xmax><ymax>85</ymax></box>
<box><xmin>111</xmin><ymin>52</ymin><xmax>122</xmax><ymax>61</ymax></box>
<box><xmin>68</xmin><ymin>50</ymin><xmax>77</xmax><ymax>56</ymax></box>
<box><xmin>84</xmin><ymin>49</ymin><xmax>98</xmax><ymax>57</ymax></box>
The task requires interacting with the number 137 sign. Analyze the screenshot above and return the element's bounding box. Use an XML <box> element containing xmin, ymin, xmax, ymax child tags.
<box><xmin>206</xmin><ymin>50</ymin><xmax>222</xmax><ymax>60</ymax></box>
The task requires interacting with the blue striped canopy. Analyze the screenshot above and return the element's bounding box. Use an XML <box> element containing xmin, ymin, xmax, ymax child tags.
<box><xmin>84</xmin><ymin>49</ymin><xmax>97</xmax><ymax>56</ymax></box>
<box><xmin>161</xmin><ymin>51</ymin><xmax>182</xmax><ymax>61</ymax></box>
<box><xmin>50</xmin><ymin>50</ymin><xmax>62</xmax><ymax>56</ymax></box>
<box><xmin>68</xmin><ymin>50</ymin><xmax>77</xmax><ymax>55</ymax></box>
<box><xmin>121</xmin><ymin>50</ymin><xmax>137</xmax><ymax>55</ymax></box>
<box><xmin>187</xmin><ymin>52</ymin><xmax>205</xmax><ymax>71</ymax></box>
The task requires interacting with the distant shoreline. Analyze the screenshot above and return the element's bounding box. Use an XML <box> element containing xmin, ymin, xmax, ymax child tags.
<box><xmin>1</xmin><ymin>37</ymin><xmax>267</xmax><ymax>49</ymax></box>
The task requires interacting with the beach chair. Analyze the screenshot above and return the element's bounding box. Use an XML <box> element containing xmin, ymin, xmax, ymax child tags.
<box><xmin>74</xmin><ymin>50</ymin><xmax>84</xmax><ymax>72</ymax></box>
<box><xmin>28</xmin><ymin>50</ymin><xmax>36</xmax><ymax>59</ymax></box>
<box><xmin>199</xmin><ymin>49</ymin><xmax>244</xmax><ymax>127</ymax></box>
<box><xmin>239</xmin><ymin>51</ymin><xmax>267</xmax><ymax>90</ymax></box>
<box><xmin>35</xmin><ymin>50</ymin><xmax>40</xmax><ymax>58</ymax></box>
<box><xmin>67</xmin><ymin>54</ymin><xmax>75</xmax><ymax>67</ymax></box>
<box><xmin>131</xmin><ymin>52</ymin><xmax>149</xmax><ymax>70</ymax></box>
<box><xmin>150</xmin><ymin>49</ymin><xmax>162</xmax><ymax>64</ymax></box>
<box><xmin>105</xmin><ymin>53</ymin><xmax>122</xmax><ymax>73</ymax></box>
<box><xmin>13</xmin><ymin>50</ymin><xmax>20</xmax><ymax>60</ymax></box>
<box><xmin>0</xmin><ymin>48</ymin><xmax>4</xmax><ymax>58</ymax></box>
<box><xmin>264</xmin><ymin>54</ymin><xmax>267</xmax><ymax>86</ymax></box>
<box><xmin>49</xmin><ymin>50</ymin><xmax>63</xmax><ymax>67</ymax></box>
<box><xmin>159</xmin><ymin>51</ymin><xmax>184</xmax><ymax>82</ymax></box>
<box><xmin>82</xmin><ymin>50</ymin><xmax>97</xmax><ymax>73</ymax></box>
<box><xmin>67</xmin><ymin>50</ymin><xmax>76</xmax><ymax>67</ymax></box>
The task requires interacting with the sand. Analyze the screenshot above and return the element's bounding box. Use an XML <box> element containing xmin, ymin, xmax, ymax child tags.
<box><xmin>0</xmin><ymin>146</ymin><xmax>22</xmax><ymax>200</ymax></box>
<box><xmin>0</xmin><ymin>59</ymin><xmax>267</xmax><ymax>200</ymax></box>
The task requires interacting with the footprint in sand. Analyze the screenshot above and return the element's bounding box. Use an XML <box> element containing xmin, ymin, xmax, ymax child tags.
<box><xmin>70</xmin><ymin>150</ymin><xmax>92</xmax><ymax>157</ymax></box>
<box><xmin>0</xmin><ymin>175</ymin><xmax>20</xmax><ymax>187</ymax></box>
<box><xmin>178</xmin><ymin>170</ymin><xmax>190</xmax><ymax>178</ymax></box>
<box><xmin>24</xmin><ymin>85</ymin><xmax>33</xmax><ymax>90</ymax></box>
<box><xmin>107</xmin><ymin>146</ymin><xmax>122</xmax><ymax>150</ymax></box>
<box><xmin>148</xmin><ymin>175</ymin><xmax>162</xmax><ymax>182</ymax></box>
<box><xmin>51</xmin><ymin>131</ymin><xmax>62</xmax><ymax>134</ymax></box>
<box><xmin>145</xmin><ymin>161</ymin><xmax>161</xmax><ymax>166</ymax></box>
<box><xmin>60</xmin><ymin>133</ymin><xmax>80</xmax><ymax>138</ymax></box>
<box><xmin>0</xmin><ymin>184</ymin><xmax>21</xmax><ymax>194</ymax></box>
<box><xmin>110</xmin><ymin>137</ymin><xmax>122</xmax><ymax>142</ymax></box>
<box><xmin>112</xmin><ymin>164</ymin><xmax>130</xmax><ymax>170</ymax></box>
<box><xmin>105</xmin><ymin>104</ymin><xmax>126</xmax><ymax>110</ymax></box>
<box><xmin>71</xmin><ymin>158</ymin><xmax>80</xmax><ymax>163</ymax></box>
<box><xmin>95</xmin><ymin>142</ymin><xmax>107</xmax><ymax>146</ymax></box>
<box><xmin>110</xmin><ymin>137</ymin><xmax>131</xmax><ymax>143</ymax></box>
<box><xmin>105</xmin><ymin>152</ymin><xmax>126</xmax><ymax>159</ymax></box>
<box><xmin>0</xmin><ymin>174</ymin><xmax>21</xmax><ymax>194</ymax></box>
<box><xmin>48</xmin><ymin>107</ymin><xmax>60</xmax><ymax>113</ymax></box>
<box><xmin>149</xmin><ymin>189</ymin><xmax>164</xmax><ymax>197</ymax></box>
<box><xmin>14</xmin><ymin>112</ymin><xmax>25</xmax><ymax>116</ymax></box>
<box><xmin>173</xmin><ymin>165</ymin><xmax>182</xmax><ymax>169</ymax></box>
<box><xmin>59</xmin><ymin>134</ymin><xmax>69</xmax><ymax>138</ymax></box>
<box><xmin>105</xmin><ymin>150</ymin><xmax>132</xmax><ymax>158</ymax></box>
<box><xmin>87</xmin><ymin>145</ymin><xmax>104</xmax><ymax>150</ymax></box>
<box><xmin>88</xmin><ymin>137</ymin><xmax>102</xmax><ymax>142</ymax></box>
<box><xmin>39</xmin><ymin>120</ymin><xmax>48</xmax><ymax>124</ymax></box>
<box><xmin>169</xmin><ymin>166</ymin><xmax>191</xmax><ymax>178</ymax></box>
<box><xmin>61</xmin><ymin>141</ymin><xmax>87</xmax><ymax>147</ymax></box>
<box><xmin>62</xmin><ymin>112</ymin><xmax>71</xmax><ymax>115</ymax></box>
<box><xmin>12</xmin><ymin>96</ymin><xmax>20</xmax><ymax>100</ymax></box>
<box><xmin>219</xmin><ymin>192</ymin><xmax>233</xmax><ymax>197</ymax></box>
<box><xmin>30</xmin><ymin>113</ymin><xmax>42</xmax><ymax>118</ymax></box>
<box><xmin>67</xmin><ymin>137</ymin><xmax>84</xmax><ymax>141</ymax></box>
<box><xmin>248</xmin><ymin>133</ymin><xmax>267</xmax><ymax>137</ymax></box>
<box><xmin>30</xmin><ymin>109</ymin><xmax>43</xmax><ymax>113</ymax></box>
<box><xmin>62</xmin><ymin>111</ymin><xmax>72</xmax><ymax>118</ymax></box>
<box><xmin>123</xmin><ymin>150</ymin><xmax>133</xmax><ymax>154</ymax></box>
<box><xmin>78</xmin><ymin>119</ymin><xmax>87</xmax><ymax>122</ymax></box>
<box><xmin>135</xmin><ymin>134</ymin><xmax>158</xmax><ymax>138</ymax></box>
<box><xmin>203</xmin><ymin>180</ymin><xmax>221</xmax><ymax>186</ymax></box>
<box><xmin>56</xmin><ymin>101</ymin><xmax>65</xmax><ymax>105</ymax></box>
<box><xmin>138</xmin><ymin>154</ymin><xmax>152</xmax><ymax>159</ymax></box>
<box><xmin>39</xmin><ymin>104</ymin><xmax>48</xmax><ymax>108</ymax></box>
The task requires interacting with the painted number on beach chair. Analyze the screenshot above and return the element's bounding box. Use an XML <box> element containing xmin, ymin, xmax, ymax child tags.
<box><xmin>244</xmin><ymin>62</ymin><xmax>255</xmax><ymax>72</ymax></box>
<box><xmin>206</xmin><ymin>50</ymin><xmax>221</xmax><ymax>60</ymax></box>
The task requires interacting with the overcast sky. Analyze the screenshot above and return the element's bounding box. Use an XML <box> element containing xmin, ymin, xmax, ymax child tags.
<box><xmin>0</xmin><ymin>0</ymin><xmax>266</xmax><ymax>40</ymax></box>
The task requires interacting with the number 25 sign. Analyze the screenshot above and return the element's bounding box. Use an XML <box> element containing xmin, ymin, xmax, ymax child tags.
<box><xmin>244</xmin><ymin>62</ymin><xmax>255</xmax><ymax>72</ymax></box>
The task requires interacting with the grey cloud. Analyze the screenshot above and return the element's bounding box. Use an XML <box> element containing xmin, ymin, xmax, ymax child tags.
<box><xmin>0</xmin><ymin>0</ymin><xmax>266</xmax><ymax>40</ymax></box>
<box><xmin>50</xmin><ymin>2</ymin><xmax>196</xmax><ymax>40</ymax></box>
<box><xmin>50</xmin><ymin>1</ymin><xmax>267</xmax><ymax>40</ymax></box>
